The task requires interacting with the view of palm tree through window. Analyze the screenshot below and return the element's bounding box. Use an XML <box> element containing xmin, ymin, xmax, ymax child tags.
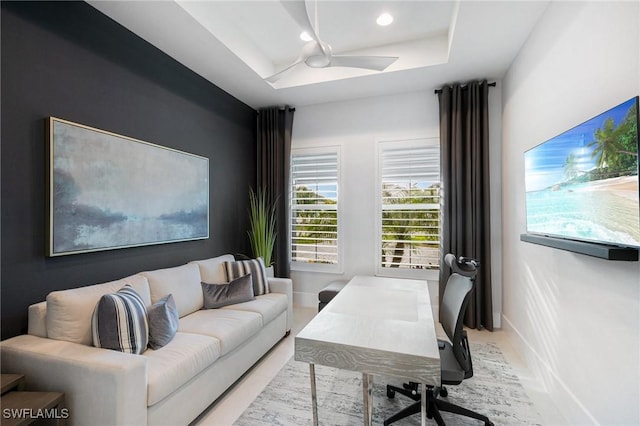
<box><xmin>380</xmin><ymin>143</ymin><xmax>441</xmax><ymax>270</ymax></box>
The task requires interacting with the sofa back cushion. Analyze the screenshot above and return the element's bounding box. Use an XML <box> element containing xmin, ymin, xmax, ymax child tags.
<box><xmin>189</xmin><ymin>254</ymin><xmax>235</xmax><ymax>284</ymax></box>
<box><xmin>142</xmin><ymin>263</ymin><xmax>203</xmax><ymax>318</ymax></box>
<box><xmin>46</xmin><ymin>274</ymin><xmax>151</xmax><ymax>345</ymax></box>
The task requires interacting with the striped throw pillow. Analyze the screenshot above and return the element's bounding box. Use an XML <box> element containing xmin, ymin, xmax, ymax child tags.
<box><xmin>92</xmin><ymin>285</ymin><xmax>149</xmax><ymax>354</ymax></box>
<box><xmin>224</xmin><ymin>257</ymin><xmax>270</xmax><ymax>296</ymax></box>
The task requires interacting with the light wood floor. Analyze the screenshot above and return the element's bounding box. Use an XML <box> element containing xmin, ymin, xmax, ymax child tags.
<box><xmin>194</xmin><ymin>306</ymin><xmax>566</xmax><ymax>425</ymax></box>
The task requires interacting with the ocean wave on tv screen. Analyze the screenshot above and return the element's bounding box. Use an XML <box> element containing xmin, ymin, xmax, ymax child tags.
<box><xmin>525</xmin><ymin>182</ymin><xmax>640</xmax><ymax>246</ymax></box>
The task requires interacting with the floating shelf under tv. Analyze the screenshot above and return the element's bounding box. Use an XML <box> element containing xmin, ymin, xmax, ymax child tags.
<box><xmin>520</xmin><ymin>233</ymin><xmax>639</xmax><ymax>261</ymax></box>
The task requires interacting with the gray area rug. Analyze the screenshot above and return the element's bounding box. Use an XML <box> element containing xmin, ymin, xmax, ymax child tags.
<box><xmin>235</xmin><ymin>342</ymin><xmax>542</xmax><ymax>425</ymax></box>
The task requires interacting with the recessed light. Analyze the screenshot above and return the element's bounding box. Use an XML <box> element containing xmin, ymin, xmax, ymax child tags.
<box><xmin>300</xmin><ymin>31</ymin><xmax>313</xmax><ymax>42</ymax></box>
<box><xmin>376</xmin><ymin>13</ymin><xmax>393</xmax><ymax>26</ymax></box>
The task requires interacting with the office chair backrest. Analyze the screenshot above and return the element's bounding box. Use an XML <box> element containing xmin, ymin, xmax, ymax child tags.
<box><xmin>440</xmin><ymin>253</ymin><xmax>478</xmax><ymax>377</ymax></box>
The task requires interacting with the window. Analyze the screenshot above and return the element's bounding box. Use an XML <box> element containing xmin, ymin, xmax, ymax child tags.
<box><xmin>378</xmin><ymin>139</ymin><xmax>440</xmax><ymax>274</ymax></box>
<box><xmin>290</xmin><ymin>148</ymin><xmax>340</xmax><ymax>270</ymax></box>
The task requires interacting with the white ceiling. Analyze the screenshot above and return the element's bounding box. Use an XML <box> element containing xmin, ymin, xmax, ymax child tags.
<box><xmin>88</xmin><ymin>0</ymin><xmax>550</xmax><ymax>109</ymax></box>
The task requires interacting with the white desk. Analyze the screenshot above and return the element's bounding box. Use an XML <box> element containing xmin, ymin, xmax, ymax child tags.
<box><xmin>295</xmin><ymin>275</ymin><xmax>440</xmax><ymax>426</ymax></box>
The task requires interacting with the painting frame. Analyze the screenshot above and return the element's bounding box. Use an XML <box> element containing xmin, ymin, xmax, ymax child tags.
<box><xmin>46</xmin><ymin>117</ymin><xmax>209</xmax><ymax>257</ymax></box>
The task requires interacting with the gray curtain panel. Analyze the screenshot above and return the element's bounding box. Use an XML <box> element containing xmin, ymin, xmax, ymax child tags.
<box><xmin>438</xmin><ymin>80</ymin><xmax>493</xmax><ymax>331</ymax></box>
<box><xmin>257</xmin><ymin>106</ymin><xmax>294</xmax><ymax>278</ymax></box>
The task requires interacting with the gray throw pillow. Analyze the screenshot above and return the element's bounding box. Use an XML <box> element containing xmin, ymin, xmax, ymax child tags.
<box><xmin>202</xmin><ymin>274</ymin><xmax>255</xmax><ymax>309</ymax></box>
<box><xmin>147</xmin><ymin>294</ymin><xmax>179</xmax><ymax>350</ymax></box>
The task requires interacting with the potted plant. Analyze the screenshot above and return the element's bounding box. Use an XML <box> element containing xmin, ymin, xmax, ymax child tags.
<box><xmin>248</xmin><ymin>188</ymin><xmax>277</xmax><ymax>275</ymax></box>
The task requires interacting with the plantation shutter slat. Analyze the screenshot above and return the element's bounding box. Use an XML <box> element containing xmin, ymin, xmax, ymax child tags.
<box><xmin>290</xmin><ymin>151</ymin><xmax>339</xmax><ymax>265</ymax></box>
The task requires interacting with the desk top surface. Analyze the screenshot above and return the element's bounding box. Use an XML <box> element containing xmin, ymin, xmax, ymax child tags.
<box><xmin>295</xmin><ymin>276</ymin><xmax>440</xmax><ymax>381</ymax></box>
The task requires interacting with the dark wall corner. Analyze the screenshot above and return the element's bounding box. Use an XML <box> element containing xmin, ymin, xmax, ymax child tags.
<box><xmin>1</xmin><ymin>1</ymin><xmax>257</xmax><ymax>338</ymax></box>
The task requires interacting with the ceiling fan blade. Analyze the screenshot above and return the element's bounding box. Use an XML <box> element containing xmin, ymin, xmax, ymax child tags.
<box><xmin>280</xmin><ymin>0</ymin><xmax>319</xmax><ymax>42</ymax></box>
<box><xmin>265</xmin><ymin>59</ymin><xmax>304</xmax><ymax>83</ymax></box>
<box><xmin>329</xmin><ymin>56</ymin><xmax>399</xmax><ymax>71</ymax></box>
<box><xmin>280</xmin><ymin>0</ymin><xmax>326</xmax><ymax>56</ymax></box>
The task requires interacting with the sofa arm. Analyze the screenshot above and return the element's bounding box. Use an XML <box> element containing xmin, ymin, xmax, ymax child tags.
<box><xmin>28</xmin><ymin>301</ymin><xmax>47</xmax><ymax>338</ymax></box>
<box><xmin>268</xmin><ymin>277</ymin><xmax>293</xmax><ymax>333</ymax></box>
<box><xmin>1</xmin><ymin>335</ymin><xmax>147</xmax><ymax>426</ymax></box>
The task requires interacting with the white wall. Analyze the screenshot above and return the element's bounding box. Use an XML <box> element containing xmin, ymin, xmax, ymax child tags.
<box><xmin>290</xmin><ymin>88</ymin><xmax>503</xmax><ymax>326</ymax></box>
<box><xmin>501</xmin><ymin>2</ymin><xmax>640</xmax><ymax>425</ymax></box>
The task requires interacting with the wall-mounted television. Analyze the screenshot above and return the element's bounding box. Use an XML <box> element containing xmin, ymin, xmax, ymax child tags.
<box><xmin>524</xmin><ymin>96</ymin><xmax>639</xmax><ymax>254</ymax></box>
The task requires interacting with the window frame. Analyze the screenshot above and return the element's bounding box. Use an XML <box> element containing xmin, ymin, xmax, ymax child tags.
<box><xmin>375</xmin><ymin>137</ymin><xmax>441</xmax><ymax>280</ymax></box>
<box><xmin>289</xmin><ymin>146</ymin><xmax>343</xmax><ymax>274</ymax></box>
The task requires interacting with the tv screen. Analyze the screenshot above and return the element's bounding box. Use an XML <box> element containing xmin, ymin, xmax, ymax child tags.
<box><xmin>524</xmin><ymin>96</ymin><xmax>640</xmax><ymax>248</ymax></box>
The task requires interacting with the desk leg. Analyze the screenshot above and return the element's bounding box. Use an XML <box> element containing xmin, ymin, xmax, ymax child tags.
<box><xmin>309</xmin><ymin>363</ymin><xmax>318</xmax><ymax>426</ymax></box>
<box><xmin>421</xmin><ymin>383</ymin><xmax>427</xmax><ymax>426</ymax></box>
<box><xmin>362</xmin><ymin>373</ymin><xmax>373</xmax><ymax>426</ymax></box>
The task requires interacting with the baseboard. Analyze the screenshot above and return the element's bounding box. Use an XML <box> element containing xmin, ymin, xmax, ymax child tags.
<box><xmin>293</xmin><ymin>291</ymin><xmax>317</xmax><ymax>308</ymax></box>
<box><xmin>493</xmin><ymin>312</ymin><xmax>502</xmax><ymax>328</ymax></box>
<box><xmin>501</xmin><ymin>314</ymin><xmax>600</xmax><ymax>425</ymax></box>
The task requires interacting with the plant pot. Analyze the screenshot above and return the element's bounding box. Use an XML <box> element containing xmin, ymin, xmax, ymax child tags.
<box><xmin>265</xmin><ymin>266</ymin><xmax>274</xmax><ymax>278</ymax></box>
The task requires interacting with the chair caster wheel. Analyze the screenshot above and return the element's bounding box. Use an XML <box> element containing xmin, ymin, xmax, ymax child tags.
<box><xmin>386</xmin><ymin>387</ymin><xmax>395</xmax><ymax>399</ymax></box>
<box><xmin>440</xmin><ymin>387</ymin><xmax>448</xmax><ymax>397</ymax></box>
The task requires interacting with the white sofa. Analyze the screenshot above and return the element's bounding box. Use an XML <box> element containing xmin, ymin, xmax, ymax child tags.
<box><xmin>0</xmin><ymin>254</ymin><xmax>293</xmax><ymax>426</ymax></box>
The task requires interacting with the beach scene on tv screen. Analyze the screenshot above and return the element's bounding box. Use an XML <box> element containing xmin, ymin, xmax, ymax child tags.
<box><xmin>525</xmin><ymin>98</ymin><xmax>639</xmax><ymax>247</ymax></box>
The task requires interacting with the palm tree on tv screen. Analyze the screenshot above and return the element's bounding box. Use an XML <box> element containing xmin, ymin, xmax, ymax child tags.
<box><xmin>587</xmin><ymin>104</ymin><xmax>638</xmax><ymax>176</ymax></box>
<box><xmin>563</xmin><ymin>152</ymin><xmax>581</xmax><ymax>180</ymax></box>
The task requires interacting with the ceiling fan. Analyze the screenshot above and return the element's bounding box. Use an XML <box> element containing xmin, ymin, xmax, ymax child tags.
<box><xmin>265</xmin><ymin>0</ymin><xmax>399</xmax><ymax>83</ymax></box>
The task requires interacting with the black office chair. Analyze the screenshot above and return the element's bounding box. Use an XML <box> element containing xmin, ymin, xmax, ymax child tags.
<box><xmin>384</xmin><ymin>253</ymin><xmax>493</xmax><ymax>426</ymax></box>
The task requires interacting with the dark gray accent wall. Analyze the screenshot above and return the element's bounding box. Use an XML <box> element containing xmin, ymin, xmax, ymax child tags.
<box><xmin>1</xmin><ymin>2</ymin><xmax>257</xmax><ymax>339</ymax></box>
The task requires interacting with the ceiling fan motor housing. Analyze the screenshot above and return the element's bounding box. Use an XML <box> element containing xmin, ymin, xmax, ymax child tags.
<box><xmin>303</xmin><ymin>41</ymin><xmax>332</xmax><ymax>68</ymax></box>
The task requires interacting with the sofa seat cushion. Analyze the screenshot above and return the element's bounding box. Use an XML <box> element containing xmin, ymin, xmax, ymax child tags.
<box><xmin>46</xmin><ymin>274</ymin><xmax>151</xmax><ymax>345</ymax></box>
<box><xmin>178</xmin><ymin>310</ymin><xmax>262</xmax><ymax>356</ymax></box>
<box><xmin>221</xmin><ymin>293</ymin><xmax>288</xmax><ymax>326</ymax></box>
<box><xmin>143</xmin><ymin>332</ymin><xmax>221</xmax><ymax>406</ymax></box>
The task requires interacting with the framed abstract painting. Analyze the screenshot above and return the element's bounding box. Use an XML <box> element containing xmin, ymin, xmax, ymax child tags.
<box><xmin>47</xmin><ymin>117</ymin><xmax>209</xmax><ymax>256</ymax></box>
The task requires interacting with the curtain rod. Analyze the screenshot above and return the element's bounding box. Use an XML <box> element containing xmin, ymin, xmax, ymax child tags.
<box><xmin>434</xmin><ymin>81</ymin><xmax>496</xmax><ymax>94</ymax></box>
<box><xmin>256</xmin><ymin>107</ymin><xmax>295</xmax><ymax>114</ymax></box>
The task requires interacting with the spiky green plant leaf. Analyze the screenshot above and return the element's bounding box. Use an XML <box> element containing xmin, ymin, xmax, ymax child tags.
<box><xmin>248</xmin><ymin>188</ymin><xmax>277</xmax><ymax>266</ymax></box>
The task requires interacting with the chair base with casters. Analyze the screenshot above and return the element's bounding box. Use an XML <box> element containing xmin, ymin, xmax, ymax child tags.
<box><xmin>385</xmin><ymin>383</ymin><xmax>493</xmax><ymax>426</ymax></box>
<box><xmin>386</xmin><ymin>381</ymin><xmax>447</xmax><ymax>402</ymax></box>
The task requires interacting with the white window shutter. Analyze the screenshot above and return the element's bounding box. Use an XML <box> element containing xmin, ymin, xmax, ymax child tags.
<box><xmin>290</xmin><ymin>151</ymin><xmax>339</xmax><ymax>266</ymax></box>
<box><xmin>380</xmin><ymin>143</ymin><xmax>441</xmax><ymax>270</ymax></box>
